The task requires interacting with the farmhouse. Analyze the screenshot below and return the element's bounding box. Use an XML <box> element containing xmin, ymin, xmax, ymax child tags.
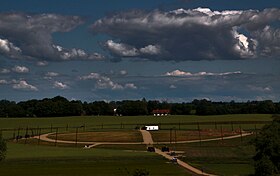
<box><xmin>152</xmin><ymin>109</ymin><xmax>170</xmax><ymax>116</ymax></box>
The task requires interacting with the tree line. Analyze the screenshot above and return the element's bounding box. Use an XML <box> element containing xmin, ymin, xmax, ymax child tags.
<box><xmin>0</xmin><ymin>96</ymin><xmax>280</xmax><ymax>117</ymax></box>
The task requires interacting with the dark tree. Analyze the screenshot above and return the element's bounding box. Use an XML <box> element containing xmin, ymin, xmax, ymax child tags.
<box><xmin>254</xmin><ymin>115</ymin><xmax>280</xmax><ymax>175</ymax></box>
<box><xmin>0</xmin><ymin>136</ymin><xmax>7</xmax><ymax>161</ymax></box>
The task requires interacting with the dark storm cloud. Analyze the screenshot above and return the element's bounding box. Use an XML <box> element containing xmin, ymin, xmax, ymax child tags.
<box><xmin>0</xmin><ymin>12</ymin><xmax>104</xmax><ymax>61</ymax></box>
<box><xmin>91</xmin><ymin>7</ymin><xmax>280</xmax><ymax>61</ymax></box>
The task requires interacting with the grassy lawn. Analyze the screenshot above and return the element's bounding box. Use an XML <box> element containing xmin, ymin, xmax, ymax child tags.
<box><xmin>48</xmin><ymin>130</ymin><xmax>143</xmax><ymax>142</ymax></box>
<box><xmin>0</xmin><ymin>114</ymin><xmax>272</xmax><ymax>129</ymax></box>
<box><xmin>150</xmin><ymin>129</ymin><xmax>239</xmax><ymax>142</ymax></box>
<box><xmin>0</xmin><ymin>114</ymin><xmax>271</xmax><ymax>140</ymax></box>
<box><xmin>0</xmin><ymin>142</ymin><xmax>189</xmax><ymax>176</ymax></box>
<box><xmin>161</xmin><ymin>135</ymin><xmax>256</xmax><ymax>176</ymax></box>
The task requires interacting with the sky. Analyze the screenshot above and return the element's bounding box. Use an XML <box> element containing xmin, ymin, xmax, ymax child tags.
<box><xmin>0</xmin><ymin>0</ymin><xmax>280</xmax><ymax>102</ymax></box>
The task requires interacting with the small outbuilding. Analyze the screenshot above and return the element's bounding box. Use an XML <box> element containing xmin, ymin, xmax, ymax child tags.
<box><xmin>144</xmin><ymin>125</ymin><xmax>159</xmax><ymax>131</ymax></box>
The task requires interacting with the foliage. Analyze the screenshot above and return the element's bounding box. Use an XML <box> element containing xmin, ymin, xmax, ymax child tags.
<box><xmin>0</xmin><ymin>96</ymin><xmax>279</xmax><ymax>117</ymax></box>
<box><xmin>0</xmin><ymin>136</ymin><xmax>7</xmax><ymax>161</ymax></box>
<box><xmin>253</xmin><ymin>116</ymin><xmax>280</xmax><ymax>175</ymax></box>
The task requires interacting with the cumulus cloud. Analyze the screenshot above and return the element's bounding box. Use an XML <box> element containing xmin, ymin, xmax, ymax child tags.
<box><xmin>120</xmin><ymin>70</ymin><xmax>128</xmax><ymax>75</ymax></box>
<box><xmin>12</xmin><ymin>80</ymin><xmax>38</xmax><ymax>91</ymax></box>
<box><xmin>0</xmin><ymin>12</ymin><xmax>103</xmax><ymax>61</ymax></box>
<box><xmin>12</xmin><ymin>66</ymin><xmax>29</xmax><ymax>73</ymax></box>
<box><xmin>44</xmin><ymin>72</ymin><xmax>59</xmax><ymax>79</ymax></box>
<box><xmin>247</xmin><ymin>85</ymin><xmax>272</xmax><ymax>92</ymax></box>
<box><xmin>0</xmin><ymin>79</ymin><xmax>8</xmax><ymax>84</ymax></box>
<box><xmin>105</xmin><ymin>40</ymin><xmax>161</xmax><ymax>57</ymax></box>
<box><xmin>53</xmin><ymin>81</ymin><xmax>69</xmax><ymax>90</ymax></box>
<box><xmin>46</xmin><ymin>72</ymin><xmax>59</xmax><ymax>77</ymax></box>
<box><xmin>91</xmin><ymin>7</ymin><xmax>280</xmax><ymax>61</ymax></box>
<box><xmin>165</xmin><ymin>70</ymin><xmax>242</xmax><ymax>76</ymax></box>
<box><xmin>124</xmin><ymin>83</ymin><xmax>137</xmax><ymax>89</ymax></box>
<box><xmin>0</xmin><ymin>68</ymin><xmax>10</xmax><ymax>74</ymax></box>
<box><xmin>37</xmin><ymin>61</ymin><xmax>48</xmax><ymax>66</ymax></box>
<box><xmin>80</xmin><ymin>72</ymin><xmax>137</xmax><ymax>90</ymax></box>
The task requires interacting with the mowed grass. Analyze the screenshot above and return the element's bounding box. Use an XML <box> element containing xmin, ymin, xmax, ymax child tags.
<box><xmin>164</xmin><ymin>135</ymin><xmax>256</xmax><ymax>176</ymax></box>
<box><xmin>0</xmin><ymin>142</ymin><xmax>189</xmax><ymax>176</ymax></box>
<box><xmin>0</xmin><ymin>114</ymin><xmax>272</xmax><ymax>139</ymax></box>
<box><xmin>150</xmin><ymin>129</ymin><xmax>239</xmax><ymax>142</ymax></box>
<box><xmin>48</xmin><ymin>130</ymin><xmax>143</xmax><ymax>142</ymax></box>
<box><xmin>0</xmin><ymin>114</ymin><xmax>272</xmax><ymax>129</ymax></box>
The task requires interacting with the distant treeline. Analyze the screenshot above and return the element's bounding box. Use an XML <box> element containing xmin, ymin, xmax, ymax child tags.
<box><xmin>0</xmin><ymin>96</ymin><xmax>279</xmax><ymax>117</ymax></box>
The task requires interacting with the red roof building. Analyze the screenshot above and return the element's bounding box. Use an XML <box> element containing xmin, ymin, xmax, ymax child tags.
<box><xmin>152</xmin><ymin>109</ymin><xmax>170</xmax><ymax>116</ymax></box>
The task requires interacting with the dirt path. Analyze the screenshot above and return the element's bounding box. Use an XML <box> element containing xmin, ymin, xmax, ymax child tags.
<box><xmin>139</xmin><ymin>130</ymin><xmax>217</xmax><ymax>176</ymax></box>
<box><xmin>140</xmin><ymin>130</ymin><xmax>154</xmax><ymax>145</ymax></box>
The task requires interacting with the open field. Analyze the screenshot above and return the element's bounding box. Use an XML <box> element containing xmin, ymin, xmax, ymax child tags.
<box><xmin>150</xmin><ymin>129</ymin><xmax>240</xmax><ymax>142</ymax></box>
<box><xmin>0</xmin><ymin>142</ymin><xmax>189</xmax><ymax>176</ymax></box>
<box><xmin>48</xmin><ymin>130</ymin><xmax>143</xmax><ymax>142</ymax></box>
<box><xmin>156</xmin><ymin>135</ymin><xmax>256</xmax><ymax>176</ymax></box>
<box><xmin>0</xmin><ymin>114</ymin><xmax>272</xmax><ymax>139</ymax></box>
<box><xmin>0</xmin><ymin>114</ymin><xmax>271</xmax><ymax>175</ymax></box>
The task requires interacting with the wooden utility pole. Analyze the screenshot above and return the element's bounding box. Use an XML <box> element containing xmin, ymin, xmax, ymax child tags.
<box><xmin>75</xmin><ymin>127</ymin><xmax>78</xmax><ymax>147</ymax></box>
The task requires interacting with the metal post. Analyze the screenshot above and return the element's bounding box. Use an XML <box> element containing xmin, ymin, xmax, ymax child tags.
<box><xmin>55</xmin><ymin>128</ymin><xmax>58</xmax><ymax>146</ymax></box>
<box><xmin>255</xmin><ymin>124</ymin><xmax>257</xmax><ymax>138</ymax></box>
<box><xmin>24</xmin><ymin>126</ymin><xmax>28</xmax><ymax>144</ymax></box>
<box><xmin>17</xmin><ymin>127</ymin><xmax>20</xmax><ymax>142</ymax></box>
<box><xmin>38</xmin><ymin>128</ymin><xmax>41</xmax><ymax>145</ymax></box>
<box><xmin>215</xmin><ymin>122</ymin><xmax>217</xmax><ymax>130</ymax></box>
<box><xmin>13</xmin><ymin>128</ymin><xmax>16</xmax><ymax>140</ymax></box>
<box><xmin>169</xmin><ymin>128</ymin><xmax>172</xmax><ymax>144</ymax></box>
<box><xmin>240</xmin><ymin>125</ymin><xmax>243</xmax><ymax>142</ymax></box>
<box><xmin>220</xmin><ymin>125</ymin><xmax>223</xmax><ymax>141</ymax></box>
<box><xmin>198</xmin><ymin>122</ymin><xmax>201</xmax><ymax>146</ymax></box>
<box><xmin>75</xmin><ymin>127</ymin><xmax>78</xmax><ymax>147</ymax></box>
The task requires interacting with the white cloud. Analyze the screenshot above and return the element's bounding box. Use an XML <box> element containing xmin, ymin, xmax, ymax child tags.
<box><xmin>0</xmin><ymin>38</ymin><xmax>21</xmax><ymax>54</ymax></box>
<box><xmin>120</xmin><ymin>70</ymin><xmax>127</xmax><ymax>75</ymax></box>
<box><xmin>248</xmin><ymin>85</ymin><xmax>272</xmax><ymax>92</ymax></box>
<box><xmin>37</xmin><ymin>61</ymin><xmax>48</xmax><ymax>66</ymax></box>
<box><xmin>46</xmin><ymin>72</ymin><xmax>59</xmax><ymax>77</ymax></box>
<box><xmin>0</xmin><ymin>79</ymin><xmax>8</xmax><ymax>84</ymax></box>
<box><xmin>169</xmin><ymin>85</ymin><xmax>177</xmax><ymax>89</ymax></box>
<box><xmin>12</xmin><ymin>66</ymin><xmax>29</xmax><ymax>73</ymax></box>
<box><xmin>165</xmin><ymin>70</ymin><xmax>192</xmax><ymax>76</ymax></box>
<box><xmin>53</xmin><ymin>81</ymin><xmax>69</xmax><ymax>90</ymax></box>
<box><xmin>105</xmin><ymin>40</ymin><xmax>161</xmax><ymax>57</ymax></box>
<box><xmin>0</xmin><ymin>68</ymin><xmax>10</xmax><ymax>74</ymax></box>
<box><xmin>125</xmin><ymin>83</ymin><xmax>137</xmax><ymax>89</ymax></box>
<box><xmin>80</xmin><ymin>72</ymin><xmax>136</xmax><ymax>90</ymax></box>
<box><xmin>139</xmin><ymin>45</ymin><xmax>161</xmax><ymax>55</ymax></box>
<box><xmin>12</xmin><ymin>80</ymin><xmax>38</xmax><ymax>91</ymax></box>
<box><xmin>44</xmin><ymin>72</ymin><xmax>60</xmax><ymax>80</ymax></box>
<box><xmin>105</xmin><ymin>40</ymin><xmax>138</xmax><ymax>57</ymax></box>
<box><xmin>165</xmin><ymin>70</ymin><xmax>242</xmax><ymax>76</ymax></box>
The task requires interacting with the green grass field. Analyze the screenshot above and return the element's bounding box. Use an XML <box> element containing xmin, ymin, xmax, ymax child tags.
<box><xmin>163</xmin><ymin>135</ymin><xmax>256</xmax><ymax>176</ymax></box>
<box><xmin>0</xmin><ymin>142</ymin><xmax>189</xmax><ymax>176</ymax></box>
<box><xmin>0</xmin><ymin>114</ymin><xmax>272</xmax><ymax>139</ymax></box>
<box><xmin>0</xmin><ymin>114</ymin><xmax>271</xmax><ymax>175</ymax></box>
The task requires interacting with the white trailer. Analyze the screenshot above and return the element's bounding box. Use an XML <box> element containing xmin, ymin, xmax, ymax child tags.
<box><xmin>145</xmin><ymin>126</ymin><xmax>159</xmax><ymax>131</ymax></box>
